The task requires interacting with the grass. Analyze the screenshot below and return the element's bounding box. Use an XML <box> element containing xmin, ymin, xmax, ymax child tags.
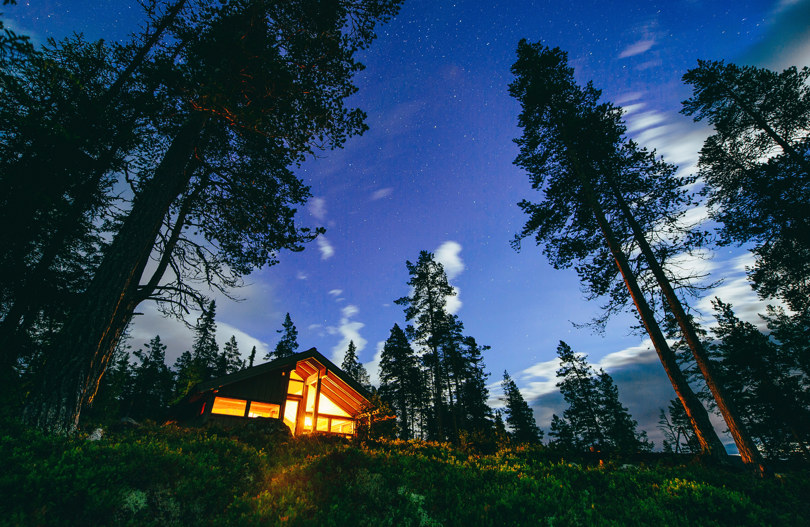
<box><xmin>2</xmin><ymin>420</ymin><xmax>808</xmax><ymax>526</ymax></box>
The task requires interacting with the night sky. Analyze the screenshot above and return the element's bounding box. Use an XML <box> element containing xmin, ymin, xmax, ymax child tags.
<box><xmin>7</xmin><ymin>0</ymin><xmax>810</xmax><ymax>447</ymax></box>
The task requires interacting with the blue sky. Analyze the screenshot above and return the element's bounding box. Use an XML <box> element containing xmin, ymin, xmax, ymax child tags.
<box><xmin>8</xmin><ymin>0</ymin><xmax>810</xmax><ymax>447</ymax></box>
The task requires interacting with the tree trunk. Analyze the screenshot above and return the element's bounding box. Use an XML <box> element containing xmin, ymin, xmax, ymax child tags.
<box><xmin>570</xmin><ymin>160</ymin><xmax>730</xmax><ymax>463</ymax></box>
<box><xmin>23</xmin><ymin>112</ymin><xmax>208</xmax><ymax>433</ymax></box>
<box><xmin>608</xmin><ymin>179</ymin><xmax>768</xmax><ymax>474</ymax></box>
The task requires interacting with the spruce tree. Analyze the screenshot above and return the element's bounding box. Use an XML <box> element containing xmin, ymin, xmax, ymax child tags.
<box><xmin>341</xmin><ymin>340</ymin><xmax>371</xmax><ymax>389</ymax></box>
<box><xmin>501</xmin><ymin>371</ymin><xmax>542</xmax><ymax>444</ymax></box>
<box><xmin>247</xmin><ymin>346</ymin><xmax>257</xmax><ymax>368</ymax></box>
<box><xmin>395</xmin><ymin>251</ymin><xmax>455</xmax><ymax>440</ymax></box>
<box><xmin>379</xmin><ymin>323</ymin><xmax>424</xmax><ymax>439</ymax></box>
<box><xmin>218</xmin><ymin>335</ymin><xmax>244</xmax><ymax>376</ymax></box>
<box><xmin>268</xmin><ymin>313</ymin><xmax>299</xmax><ymax>360</ymax></box>
<box><xmin>130</xmin><ymin>335</ymin><xmax>174</xmax><ymax>420</ymax></box>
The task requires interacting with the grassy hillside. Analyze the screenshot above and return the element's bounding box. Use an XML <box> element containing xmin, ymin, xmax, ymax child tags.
<box><xmin>2</xmin><ymin>421</ymin><xmax>809</xmax><ymax>526</ymax></box>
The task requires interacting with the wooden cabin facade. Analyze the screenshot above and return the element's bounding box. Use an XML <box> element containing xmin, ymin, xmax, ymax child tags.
<box><xmin>175</xmin><ymin>348</ymin><xmax>371</xmax><ymax>437</ymax></box>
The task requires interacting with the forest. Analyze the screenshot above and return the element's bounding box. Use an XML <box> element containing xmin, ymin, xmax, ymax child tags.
<box><xmin>1</xmin><ymin>0</ymin><xmax>810</xmax><ymax>523</ymax></box>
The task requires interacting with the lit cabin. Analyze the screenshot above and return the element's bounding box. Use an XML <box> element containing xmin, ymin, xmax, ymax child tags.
<box><xmin>174</xmin><ymin>348</ymin><xmax>371</xmax><ymax>437</ymax></box>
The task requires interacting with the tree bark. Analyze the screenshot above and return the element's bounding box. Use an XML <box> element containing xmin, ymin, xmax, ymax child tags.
<box><xmin>23</xmin><ymin>111</ymin><xmax>208</xmax><ymax>433</ymax></box>
<box><xmin>569</xmin><ymin>158</ymin><xmax>730</xmax><ymax>462</ymax></box>
<box><xmin>607</xmin><ymin>177</ymin><xmax>768</xmax><ymax>474</ymax></box>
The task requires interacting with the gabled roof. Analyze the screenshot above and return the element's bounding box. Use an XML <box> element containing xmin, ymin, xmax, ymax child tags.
<box><xmin>190</xmin><ymin>347</ymin><xmax>373</xmax><ymax>412</ymax></box>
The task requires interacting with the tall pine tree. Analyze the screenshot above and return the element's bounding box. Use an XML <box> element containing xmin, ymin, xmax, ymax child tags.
<box><xmin>267</xmin><ymin>312</ymin><xmax>298</xmax><ymax>360</ymax></box>
<box><xmin>341</xmin><ymin>340</ymin><xmax>371</xmax><ymax>389</ymax></box>
<box><xmin>501</xmin><ymin>371</ymin><xmax>542</xmax><ymax>444</ymax></box>
<box><xmin>378</xmin><ymin>323</ymin><xmax>424</xmax><ymax>439</ymax></box>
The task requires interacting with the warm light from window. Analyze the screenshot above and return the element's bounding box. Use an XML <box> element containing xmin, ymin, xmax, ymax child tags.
<box><xmin>248</xmin><ymin>401</ymin><xmax>280</xmax><ymax>418</ymax></box>
<box><xmin>211</xmin><ymin>397</ymin><xmax>247</xmax><ymax>417</ymax></box>
<box><xmin>284</xmin><ymin>399</ymin><xmax>298</xmax><ymax>432</ymax></box>
<box><xmin>318</xmin><ymin>393</ymin><xmax>351</xmax><ymax>417</ymax></box>
<box><xmin>330</xmin><ymin>419</ymin><xmax>354</xmax><ymax>434</ymax></box>
<box><xmin>287</xmin><ymin>379</ymin><xmax>303</xmax><ymax>396</ymax></box>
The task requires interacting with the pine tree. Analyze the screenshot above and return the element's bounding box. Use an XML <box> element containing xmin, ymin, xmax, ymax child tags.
<box><xmin>509</xmin><ymin>41</ymin><xmax>747</xmax><ymax>466</ymax></box>
<box><xmin>710</xmin><ymin>300</ymin><xmax>810</xmax><ymax>459</ymax></box>
<box><xmin>247</xmin><ymin>346</ymin><xmax>257</xmax><ymax>368</ymax></box>
<box><xmin>395</xmin><ymin>251</ymin><xmax>455</xmax><ymax>440</ymax></box>
<box><xmin>682</xmin><ymin>61</ymin><xmax>810</xmax><ymax>311</ymax></box>
<box><xmin>130</xmin><ymin>335</ymin><xmax>174</xmax><ymax>420</ymax></box>
<box><xmin>174</xmin><ymin>301</ymin><xmax>219</xmax><ymax>398</ymax></box>
<box><xmin>341</xmin><ymin>340</ymin><xmax>371</xmax><ymax>389</ymax></box>
<box><xmin>378</xmin><ymin>323</ymin><xmax>424</xmax><ymax>439</ymax></box>
<box><xmin>501</xmin><ymin>371</ymin><xmax>542</xmax><ymax>444</ymax></box>
<box><xmin>551</xmin><ymin>341</ymin><xmax>650</xmax><ymax>453</ymax></box>
<box><xmin>218</xmin><ymin>335</ymin><xmax>244</xmax><ymax>376</ymax></box>
<box><xmin>268</xmin><ymin>313</ymin><xmax>298</xmax><ymax>360</ymax></box>
<box><xmin>549</xmin><ymin>342</ymin><xmax>604</xmax><ymax>450</ymax></box>
<box><xmin>21</xmin><ymin>0</ymin><xmax>403</xmax><ymax>433</ymax></box>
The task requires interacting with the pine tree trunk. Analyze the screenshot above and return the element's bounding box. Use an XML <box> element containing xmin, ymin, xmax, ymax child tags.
<box><xmin>570</xmin><ymin>160</ymin><xmax>730</xmax><ymax>463</ymax></box>
<box><xmin>608</xmin><ymin>181</ymin><xmax>768</xmax><ymax>474</ymax></box>
<box><xmin>23</xmin><ymin>112</ymin><xmax>207</xmax><ymax>433</ymax></box>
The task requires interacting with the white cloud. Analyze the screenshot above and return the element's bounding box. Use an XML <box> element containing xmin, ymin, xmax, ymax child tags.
<box><xmin>309</xmin><ymin>197</ymin><xmax>327</xmax><ymax>221</ymax></box>
<box><xmin>435</xmin><ymin>241</ymin><xmax>465</xmax><ymax>280</ymax></box>
<box><xmin>597</xmin><ymin>340</ymin><xmax>659</xmax><ymax>370</ymax></box>
<box><xmin>370</xmin><ymin>188</ymin><xmax>393</xmax><ymax>200</ymax></box>
<box><xmin>328</xmin><ymin>289</ymin><xmax>343</xmax><ymax>296</ymax></box>
<box><xmin>445</xmin><ymin>286</ymin><xmax>462</xmax><ymax>315</ymax></box>
<box><xmin>296</xmin><ymin>271</ymin><xmax>308</xmax><ymax>280</ymax></box>
<box><xmin>619</xmin><ymin>39</ymin><xmax>655</xmax><ymax>58</ymax></box>
<box><xmin>327</xmin><ymin>304</ymin><xmax>367</xmax><ymax>363</ymax></box>
<box><xmin>365</xmin><ymin>340</ymin><xmax>386</xmax><ymax>387</ymax></box>
<box><xmin>317</xmin><ymin>236</ymin><xmax>335</xmax><ymax>260</ymax></box>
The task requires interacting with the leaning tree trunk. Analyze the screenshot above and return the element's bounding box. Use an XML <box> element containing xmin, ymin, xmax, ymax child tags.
<box><xmin>22</xmin><ymin>112</ymin><xmax>208</xmax><ymax>434</ymax></box>
<box><xmin>607</xmin><ymin>180</ymin><xmax>768</xmax><ymax>474</ymax></box>
<box><xmin>569</xmin><ymin>158</ymin><xmax>730</xmax><ymax>463</ymax></box>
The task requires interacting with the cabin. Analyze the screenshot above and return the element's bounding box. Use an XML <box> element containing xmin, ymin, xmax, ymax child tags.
<box><xmin>174</xmin><ymin>348</ymin><xmax>371</xmax><ymax>437</ymax></box>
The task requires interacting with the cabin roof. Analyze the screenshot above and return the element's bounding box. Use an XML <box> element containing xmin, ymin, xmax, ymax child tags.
<box><xmin>189</xmin><ymin>347</ymin><xmax>372</xmax><ymax>413</ymax></box>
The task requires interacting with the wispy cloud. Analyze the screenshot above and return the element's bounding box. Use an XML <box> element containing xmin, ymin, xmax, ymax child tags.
<box><xmin>328</xmin><ymin>289</ymin><xmax>343</xmax><ymax>297</ymax></box>
<box><xmin>317</xmin><ymin>236</ymin><xmax>335</xmax><ymax>260</ymax></box>
<box><xmin>296</xmin><ymin>271</ymin><xmax>308</xmax><ymax>280</ymax></box>
<box><xmin>365</xmin><ymin>340</ymin><xmax>386</xmax><ymax>387</ymax></box>
<box><xmin>370</xmin><ymin>188</ymin><xmax>393</xmax><ymax>200</ymax></box>
<box><xmin>309</xmin><ymin>197</ymin><xmax>327</xmax><ymax>221</ymax></box>
<box><xmin>619</xmin><ymin>38</ymin><xmax>655</xmax><ymax>58</ymax></box>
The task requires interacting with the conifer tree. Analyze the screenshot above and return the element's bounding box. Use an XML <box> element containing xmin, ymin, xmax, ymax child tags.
<box><xmin>268</xmin><ymin>313</ymin><xmax>298</xmax><ymax>360</ymax></box>
<box><xmin>130</xmin><ymin>335</ymin><xmax>174</xmax><ymax>420</ymax></box>
<box><xmin>395</xmin><ymin>251</ymin><xmax>455</xmax><ymax>440</ymax></box>
<box><xmin>378</xmin><ymin>323</ymin><xmax>424</xmax><ymax>439</ymax></box>
<box><xmin>218</xmin><ymin>335</ymin><xmax>244</xmax><ymax>376</ymax></box>
<box><xmin>501</xmin><ymin>371</ymin><xmax>542</xmax><ymax>444</ymax></box>
<box><xmin>247</xmin><ymin>346</ymin><xmax>257</xmax><ymax>368</ymax></box>
<box><xmin>550</xmin><ymin>341</ymin><xmax>650</xmax><ymax>453</ymax></box>
<box><xmin>341</xmin><ymin>340</ymin><xmax>371</xmax><ymax>389</ymax></box>
<box><xmin>20</xmin><ymin>0</ymin><xmax>403</xmax><ymax>433</ymax></box>
<box><xmin>508</xmin><ymin>41</ymin><xmax>749</xmax><ymax>466</ymax></box>
<box><xmin>682</xmin><ymin>61</ymin><xmax>810</xmax><ymax>311</ymax></box>
<box><xmin>174</xmin><ymin>301</ymin><xmax>219</xmax><ymax>398</ymax></box>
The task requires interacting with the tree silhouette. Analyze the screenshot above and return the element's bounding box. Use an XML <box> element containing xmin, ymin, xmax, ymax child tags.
<box><xmin>508</xmin><ymin>40</ymin><xmax>746</xmax><ymax>466</ymax></box>
<box><xmin>268</xmin><ymin>313</ymin><xmax>299</xmax><ymax>360</ymax></box>
<box><xmin>20</xmin><ymin>0</ymin><xmax>402</xmax><ymax>433</ymax></box>
<box><xmin>378</xmin><ymin>323</ymin><xmax>424</xmax><ymax>439</ymax></box>
<box><xmin>341</xmin><ymin>340</ymin><xmax>371</xmax><ymax>389</ymax></box>
<box><xmin>501</xmin><ymin>371</ymin><xmax>542</xmax><ymax>444</ymax></box>
<box><xmin>682</xmin><ymin>60</ymin><xmax>810</xmax><ymax>311</ymax></box>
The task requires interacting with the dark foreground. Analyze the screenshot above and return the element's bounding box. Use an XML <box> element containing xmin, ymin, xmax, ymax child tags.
<box><xmin>2</xmin><ymin>421</ymin><xmax>808</xmax><ymax>526</ymax></box>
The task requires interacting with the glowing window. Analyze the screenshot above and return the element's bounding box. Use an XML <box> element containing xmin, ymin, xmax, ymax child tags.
<box><xmin>316</xmin><ymin>417</ymin><xmax>329</xmax><ymax>432</ymax></box>
<box><xmin>248</xmin><ymin>401</ymin><xmax>280</xmax><ymax>418</ymax></box>
<box><xmin>211</xmin><ymin>397</ymin><xmax>247</xmax><ymax>417</ymax></box>
<box><xmin>318</xmin><ymin>393</ymin><xmax>351</xmax><ymax>417</ymax></box>
<box><xmin>290</xmin><ymin>370</ymin><xmax>303</xmax><ymax>381</ymax></box>
<box><xmin>283</xmin><ymin>400</ymin><xmax>299</xmax><ymax>432</ymax></box>
<box><xmin>330</xmin><ymin>419</ymin><xmax>354</xmax><ymax>434</ymax></box>
<box><xmin>287</xmin><ymin>380</ymin><xmax>303</xmax><ymax>396</ymax></box>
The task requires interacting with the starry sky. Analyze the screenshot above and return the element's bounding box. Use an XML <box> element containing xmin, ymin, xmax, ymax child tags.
<box><xmin>6</xmin><ymin>0</ymin><xmax>810</xmax><ymax>447</ymax></box>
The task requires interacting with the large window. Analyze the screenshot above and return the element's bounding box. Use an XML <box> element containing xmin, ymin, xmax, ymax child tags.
<box><xmin>211</xmin><ymin>397</ymin><xmax>247</xmax><ymax>417</ymax></box>
<box><xmin>248</xmin><ymin>401</ymin><xmax>280</xmax><ymax>418</ymax></box>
